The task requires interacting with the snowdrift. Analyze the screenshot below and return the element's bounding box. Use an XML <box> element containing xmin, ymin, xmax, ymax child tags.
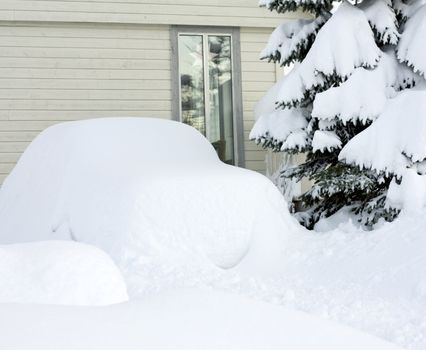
<box><xmin>0</xmin><ymin>289</ymin><xmax>402</xmax><ymax>350</ymax></box>
<box><xmin>0</xmin><ymin>241</ymin><xmax>128</xmax><ymax>306</ymax></box>
<box><xmin>0</xmin><ymin>118</ymin><xmax>297</xmax><ymax>274</ymax></box>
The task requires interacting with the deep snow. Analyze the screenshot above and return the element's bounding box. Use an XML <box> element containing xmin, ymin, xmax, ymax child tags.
<box><xmin>0</xmin><ymin>289</ymin><xmax>402</xmax><ymax>350</ymax></box>
<box><xmin>0</xmin><ymin>118</ymin><xmax>425</xmax><ymax>349</ymax></box>
<box><xmin>0</xmin><ymin>241</ymin><xmax>128</xmax><ymax>306</ymax></box>
<box><xmin>116</xmin><ymin>211</ymin><xmax>426</xmax><ymax>350</ymax></box>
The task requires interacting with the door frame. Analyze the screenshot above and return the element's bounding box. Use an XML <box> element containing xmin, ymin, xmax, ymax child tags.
<box><xmin>170</xmin><ymin>25</ymin><xmax>245</xmax><ymax>168</ymax></box>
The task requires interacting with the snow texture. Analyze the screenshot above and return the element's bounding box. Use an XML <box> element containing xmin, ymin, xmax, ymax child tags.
<box><xmin>0</xmin><ymin>118</ymin><xmax>425</xmax><ymax>349</ymax></box>
<box><xmin>0</xmin><ymin>241</ymin><xmax>128</xmax><ymax>306</ymax></box>
<box><xmin>0</xmin><ymin>289</ymin><xmax>402</xmax><ymax>350</ymax></box>
<box><xmin>387</xmin><ymin>169</ymin><xmax>426</xmax><ymax>212</ymax></box>
<box><xmin>397</xmin><ymin>4</ymin><xmax>426</xmax><ymax>78</ymax></box>
<box><xmin>312</xmin><ymin>50</ymin><xmax>416</xmax><ymax>124</ymax></box>
<box><xmin>275</xmin><ymin>1</ymin><xmax>381</xmax><ymax>107</ymax></box>
<box><xmin>359</xmin><ymin>0</ymin><xmax>399</xmax><ymax>45</ymax></box>
<box><xmin>273</xmin><ymin>212</ymin><xmax>426</xmax><ymax>350</ymax></box>
<box><xmin>107</xmin><ymin>209</ymin><xmax>426</xmax><ymax>350</ymax></box>
<box><xmin>250</xmin><ymin>77</ymin><xmax>308</xmax><ymax>150</ymax></box>
<box><xmin>260</xmin><ymin>15</ymin><xmax>329</xmax><ymax>66</ymax></box>
<box><xmin>311</xmin><ymin>130</ymin><xmax>341</xmax><ymax>153</ymax></box>
<box><xmin>340</xmin><ymin>90</ymin><xmax>426</xmax><ymax>177</ymax></box>
<box><xmin>0</xmin><ymin>118</ymin><xmax>298</xmax><ymax>276</ymax></box>
<box><xmin>250</xmin><ymin>107</ymin><xmax>308</xmax><ymax>150</ymax></box>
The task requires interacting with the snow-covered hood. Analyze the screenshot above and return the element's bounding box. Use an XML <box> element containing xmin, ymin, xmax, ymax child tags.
<box><xmin>0</xmin><ymin>118</ymin><xmax>297</xmax><ymax>273</ymax></box>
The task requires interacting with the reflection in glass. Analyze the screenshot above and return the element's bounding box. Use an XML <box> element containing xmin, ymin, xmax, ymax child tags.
<box><xmin>178</xmin><ymin>34</ymin><xmax>235</xmax><ymax>164</ymax></box>
<box><xmin>179</xmin><ymin>35</ymin><xmax>206</xmax><ymax>135</ymax></box>
<box><xmin>208</xmin><ymin>35</ymin><xmax>234</xmax><ymax>165</ymax></box>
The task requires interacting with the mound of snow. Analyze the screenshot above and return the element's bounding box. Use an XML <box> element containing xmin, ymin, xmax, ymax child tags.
<box><xmin>0</xmin><ymin>118</ymin><xmax>297</xmax><ymax>275</ymax></box>
<box><xmin>0</xmin><ymin>289</ymin><xmax>402</xmax><ymax>350</ymax></box>
<box><xmin>260</xmin><ymin>211</ymin><xmax>426</xmax><ymax>350</ymax></box>
<box><xmin>0</xmin><ymin>241</ymin><xmax>128</xmax><ymax>306</ymax></box>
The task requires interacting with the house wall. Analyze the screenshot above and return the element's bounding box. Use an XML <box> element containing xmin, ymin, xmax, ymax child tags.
<box><xmin>0</xmin><ymin>1</ymin><xmax>295</xmax><ymax>182</ymax></box>
<box><xmin>0</xmin><ymin>0</ymin><xmax>298</xmax><ymax>27</ymax></box>
<box><xmin>0</xmin><ymin>22</ymin><xmax>174</xmax><ymax>182</ymax></box>
<box><xmin>240</xmin><ymin>27</ymin><xmax>279</xmax><ymax>173</ymax></box>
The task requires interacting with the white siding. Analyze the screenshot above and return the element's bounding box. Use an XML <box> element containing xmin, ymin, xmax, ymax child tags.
<box><xmin>0</xmin><ymin>22</ymin><xmax>172</xmax><ymax>182</ymax></box>
<box><xmin>241</xmin><ymin>27</ymin><xmax>278</xmax><ymax>173</ymax></box>
<box><xmin>0</xmin><ymin>0</ymin><xmax>298</xmax><ymax>27</ymax></box>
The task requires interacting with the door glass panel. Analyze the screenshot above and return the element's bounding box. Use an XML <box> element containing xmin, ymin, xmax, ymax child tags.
<box><xmin>208</xmin><ymin>35</ymin><xmax>234</xmax><ymax>165</ymax></box>
<box><xmin>178</xmin><ymin>35</ymin><xmax>206</xmax><ymax>135</ymax></box>
<box><xmin>178</xmin><ymin>33</ymin><xmax>235</xmax><ymax>165</ymax></box>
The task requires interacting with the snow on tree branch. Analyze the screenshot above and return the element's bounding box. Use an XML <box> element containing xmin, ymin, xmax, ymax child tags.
<box><xmin>250</xmin><ymin>108</ymin><xmax>308</xmax><ymax>151</ymax></box>
<box><xmin>359</xmin><ymin>0</ymin><xmax>399</xmax><ymax>46</ymax></box>
<box><xmin>275</xmin><ymin>1</ymin><xmax>381</xmax><ymax>109</ymax></box>
<box><xmin>312</xmin><ymin>130</ymin><xmax>342</xmax><ymax>153</ymax></box>
<box><xmin>260</xmin><ymin>14</ymin><xmax>330</xmax><ymax>67</ymax></box>
<box><xmin>339</xmin><ymin>91</ymin><xmax>426</xmax><ymax>177</ymax></box>
<box><xmin>259</xmin><ymin>0</ymin><xmax>334</xmax><ymax>14</ymax></box>
<box><xmin>312</xmin><ymin>50</ymin><xmax>417</xmax><ymax>125</ymax></box>
<box><xmin>253</xmin><ymin>0</ymin><xmax>426</xmax><ymax>227</ymax></box>
<box><xmin>397</xmin><ymin>4</ymin><xmax>426</xmax><ymax>78</ymax></box>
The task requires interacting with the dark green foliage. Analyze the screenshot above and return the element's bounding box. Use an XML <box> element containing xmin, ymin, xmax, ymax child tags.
<box><xmin>354</xmin><ymin>194</ymin><xmax>400</xmax><ymax>227</ymax></box>
<box><xmin>291</xmin><ymin>161</ymin><xmax>394</xmax><ymax>229</ymax></box>
<box><xmin>281</xmin><ymin>113</ymin><xmax>399</xmax><ymax>227</ymax></box>
<box><xmin>261</xmin><ymin>0</ymin><xmax>335</xmax><ymax>15</ymax></box>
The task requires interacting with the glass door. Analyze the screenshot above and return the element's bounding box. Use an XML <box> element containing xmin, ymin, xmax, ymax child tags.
<box><xmin>178</xmin><ymin>33</ymin><xmax>235</xmax><ymax>165</ymax></box>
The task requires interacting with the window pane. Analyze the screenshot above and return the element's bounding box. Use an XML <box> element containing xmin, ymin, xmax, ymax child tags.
<box><xmin>179</xmin><ymin>35</ymin><xmax>206</xmax><ymax>135</ymax></box>
<box><xmin>208</xmin><ymin>35</ymin><xmax>234</xmax><ymax>165</ymax></box>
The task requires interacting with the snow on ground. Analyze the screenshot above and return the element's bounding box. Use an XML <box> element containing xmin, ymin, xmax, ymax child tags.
<box><xmin>120</xmin><ymin>216</ymin><xmax>426</xmax><ymax>350</ymax></box>
<box><xmin>0</xmin><ymin>241</ymin><xmax>128</xmax><ymax>306</ymax></box>
<box><xmin>0</xmin><ymin>118</ymin><xmax>425</xmax><ymax>349</ymax></box>
<box><xmin>0</xmin><ymin>289</ymin><xmax>402</xmax><ymax>350</ymax></box>
<box><xmin>265</xmin><ymin>213</ymin><xmax>426</xmax><ymax>349</ymax></box>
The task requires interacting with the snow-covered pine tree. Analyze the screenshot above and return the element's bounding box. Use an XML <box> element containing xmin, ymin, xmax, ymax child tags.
<box><xmin>251</xmin><ymin>0</ymin><xmax>424</xmax><ymax>228</ymax></box>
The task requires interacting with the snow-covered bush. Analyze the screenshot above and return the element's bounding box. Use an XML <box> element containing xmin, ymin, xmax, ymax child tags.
<box><xmin>0</xmin><ymin>118</ymin><xmax>297</xmax><ymax>278</ymax></box>
<box><xmin>251</xmin><ymin>0</ymin><xmax>426</xmax><ymax>228</ymax></box>
<box><xmin>0</xmin><ymin>241</ymin><xmax>128</xmax><ymax>305</ymax></box>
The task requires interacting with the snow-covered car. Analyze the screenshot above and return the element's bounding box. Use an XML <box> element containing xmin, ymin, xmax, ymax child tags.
<box><xmin>0</xmin><ymin>118</ymin><xmax>297</xmax><ymax>274</ymax></box>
